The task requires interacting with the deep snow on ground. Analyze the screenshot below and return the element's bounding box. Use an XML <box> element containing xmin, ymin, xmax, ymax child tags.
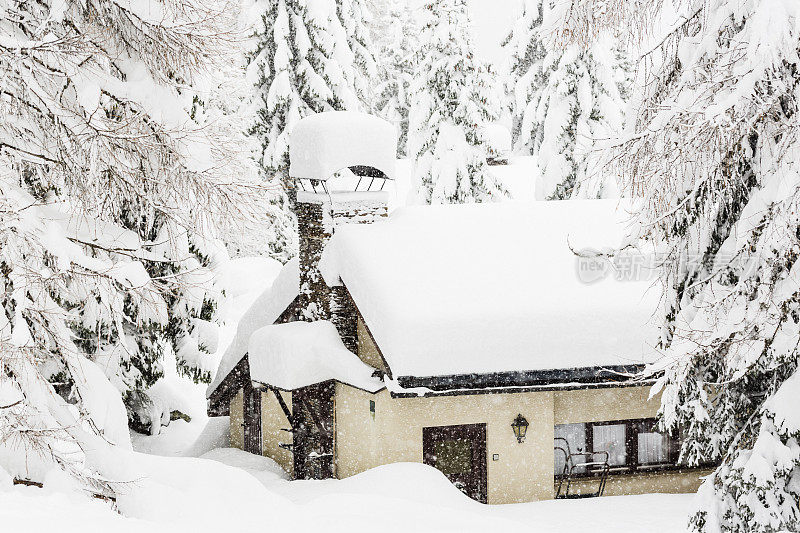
<box><xmin>130</xmin><ymin>416</ymin><xmax>230</xmax><ymax>457</ymax></box>
<box><xmin>2</xmin><ymin>440</ymin><xmax>694</xmax><ymax>533</ymax></box>
<box><xmin>12</xmin><ymin>415</ymin><xmax>696</xmax><ymax>533</ymax></box>
<box><xmin>204</xmin><ymin>447</ymin><xmax>693</xmax><ymax>533</ymax></box>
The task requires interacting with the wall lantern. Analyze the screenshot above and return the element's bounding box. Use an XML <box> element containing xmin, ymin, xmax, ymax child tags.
<box><xmin>511</xmin><ymin>414</ymin><xmax>529</xmax><ymax>443</ymax></box>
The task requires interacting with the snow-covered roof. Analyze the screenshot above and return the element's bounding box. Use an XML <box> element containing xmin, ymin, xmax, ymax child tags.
<box><xmin>206</xmin><ymin>258</ymin><xmax>299</xmax><ymax>397</ymax></box>
<box><xmin>320</xmin><ymin>199</ymin><xmax>661</xmax><ymax>379</ymax></box>
<box><xmin>248</xmin><ymin>321</ymin><xmax>383</xmax><ymax>392</ymax></box>
<box><xmin>289</xmin><ymin>112</ymin><xmax>397</xmax><ymax>181</ymax></box>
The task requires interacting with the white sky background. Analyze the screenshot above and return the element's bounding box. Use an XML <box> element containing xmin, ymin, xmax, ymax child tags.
<box><xmin>467</xmin><ymin>0</ymin><xmax>524</xmax><ymax>64</ymax></box>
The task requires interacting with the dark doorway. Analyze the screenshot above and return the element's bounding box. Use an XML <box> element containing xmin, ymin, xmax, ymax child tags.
<box><xmin>423</xmin><ymin>423</ymin><xmax>487</xmax><ymax>503</ymax></box>
<box><xmin>292</xmin><ymin>381</ymin><xmax>335</xmax><ymax>480</ymax></box>
<box><xmin>243</xmin><ymin>386</ymin><xmax>262</xmax><ymax>455</ymax></box>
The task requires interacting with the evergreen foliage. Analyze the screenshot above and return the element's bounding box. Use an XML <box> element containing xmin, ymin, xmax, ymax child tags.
<box><xmin>503</xmin><ymin>0</ymin><xmax>626</xmax><ymax>200</ymax></box>
<box><xmin>0</xmin><ymin>0</ymin><xmax>269</xmax><ymax>484</ymax></box>
<box><xmin>553</xmin><ymin>0</ymin><xmax>800</xmax><ymax>530</ymax></box>
<box><xmin>408</xmin><ymin>0</ymin><xmax>507</xmax><ymax>204</ymax></box>
<box><xmin>247</xmin><ymin>0</ymin><xmax>377</xmax><ymax>203</ymax></box>
<box><xmin>371</xmin><ymin>0</ymin><xmax>418</xmax><ymax>157</ymax></box>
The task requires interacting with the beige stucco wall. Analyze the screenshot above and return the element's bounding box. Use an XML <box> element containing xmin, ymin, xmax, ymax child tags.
<box><xmin>553</xmin><ymin>386</ymin><xmax>661</xmax><ymax>424</ymax></box>
<box><xmin>336</xmin><ymin>381</ymin><xmax>708</xmax><ymax>504</ymax></box>
<box><xmin>356</xmin><ymin>317</ymin><xmax>387</xmax><ymax>373</ymax></box>
<box><xmin>336</xmin><ymin>384</ymin><xmax>555</xmax><ymax>504</ymax></box>
<box><xmin>260</xmin><ymin>389</ymin><xmax>293</xmax><ymax>475</ymax></box>
<box><xmin>230</xmin><ymin>389</ymin><xmax>244</xmax><ymax>450</ymax></box>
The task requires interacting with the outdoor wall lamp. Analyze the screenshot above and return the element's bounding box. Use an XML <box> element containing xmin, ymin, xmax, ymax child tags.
<box><xmin>511</xmin><ymin>414</ymin><xmax>529</xmax><ymax>443</ymax></box>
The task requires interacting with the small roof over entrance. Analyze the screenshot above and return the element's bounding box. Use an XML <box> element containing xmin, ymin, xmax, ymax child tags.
<box><xmin>289</xmin><ymin>111</ymin><xmax>397</xmax><ymax>182</ymax></box>
<box><xmin>248</xmin><ymin>321</ymin><xmax>383</xmax><ymax>392</ymax></box>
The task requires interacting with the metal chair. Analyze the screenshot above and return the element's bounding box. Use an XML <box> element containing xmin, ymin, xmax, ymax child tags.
<box><xmin>554</xmin><ymin>437</ymin><xmax>610</xmax><ymax>499</ymax></box>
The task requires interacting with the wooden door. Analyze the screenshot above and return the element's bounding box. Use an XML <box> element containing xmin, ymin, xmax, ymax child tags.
<box><xmin>423</xmin><ymin>423</ymin><xmax>487</xmax><ymax>503</ymax></box>
<box><xmin>243</xmin><ymin>387</ymin><xmax>262</xmax><ymax>455</ymax></box>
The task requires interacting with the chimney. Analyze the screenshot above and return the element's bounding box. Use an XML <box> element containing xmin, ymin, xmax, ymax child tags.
<box><xmin>295</xmin><ymin>191</ymin><xmax>388</xmax><ymax>351</ymax></box>
<box><xmin>288</xmin><ymin>112</ymin><xmax>397</xmax><ymax>353</ymax></box>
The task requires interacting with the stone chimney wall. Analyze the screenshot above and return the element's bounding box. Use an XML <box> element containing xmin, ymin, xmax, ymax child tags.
<box><xmin>295</xmin><ymin>192</ymin><xmax>388</xmax><ymax>354</ymax></box>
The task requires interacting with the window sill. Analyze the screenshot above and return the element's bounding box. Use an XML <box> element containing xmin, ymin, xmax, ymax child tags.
<box><xmin>555</xmin><ymin>463</ymin><xmax>715</xmax><ymax>480</ymax></box>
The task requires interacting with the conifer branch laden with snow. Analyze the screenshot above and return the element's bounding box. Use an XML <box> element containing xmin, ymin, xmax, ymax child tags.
<box><xmin>408</xmin><ymin>0</ymin><xmax>507</xmax><ymax>205</ymax></box>
<box><xmin>552</xmin><ymin>0</ymin><xmax>800</xmax><ymax>531</ymax></box>
<box><xmin>370</xmin><ymin>0</ymin><xmax>418</xmax><ymax>157</ymax></box>
<box><xmin>0</xmin><ymin>0</ymin><xmax>279</xmax><ymax>484</ymax></box>
<box><xmin>246</xmin><ymin>0</ymin><xmax>377</xmax><ymax>204</ymax></box>
<box><xmin>503</xmin><ymin>0</ymin><xmax>627</xmax><ymax>200</ymax></box>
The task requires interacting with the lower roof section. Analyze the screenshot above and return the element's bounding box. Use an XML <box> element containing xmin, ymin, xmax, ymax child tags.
<box><xmin>390</xmin><ymin>365</ymin><xmax>652</xmax><ymax>398</ymax></box>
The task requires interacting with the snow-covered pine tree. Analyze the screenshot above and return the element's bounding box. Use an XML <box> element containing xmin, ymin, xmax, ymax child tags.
<box><xmin>247</xmin><ymin>0</ymin><xmax>376</xmax><ymax>203</ymax></box>
<box><xmin>202</xmin><ymin>22</ymin><xmax>296</xmax><ymax>262</ymax></box>
<box><xmin>338</xmin><ymin>0</ymin><xmax>378</xmax><ymax>111</ymax></box>
<box><xmin>408</xmin><ymin>0</ymin><xmax>506</xmax><ymax>204</ymax></box>
<box><xmin>550</xmin><ymin>1</ymin><xmax>800</xmax><ymax>531</ymax></box>
<box><xmin>370</xmin><ymin>0</ymin><xmax>418</xmax><ymax>157</ymax></box>
<box><xmin>0</xmin><ymin>0</ymin><xmax>268</xmax><ymax>483</ymax></box>
<box><xmin>502</xmin><ymin>0</ymin><xmax>625</xmax><ymax>200</ymax></box>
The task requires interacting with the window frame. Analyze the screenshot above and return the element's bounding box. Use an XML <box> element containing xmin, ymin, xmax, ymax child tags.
<box><xmin>555</xmin><ymin>417</ymin><xmax>681</xmax><ymax>479</ymax></box>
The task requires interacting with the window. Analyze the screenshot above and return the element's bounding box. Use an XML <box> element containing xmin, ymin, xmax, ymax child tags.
<box><xmin>554</xmin><ymin>423</ymin><xmax>586</xmax><ymax>475</ymax></box>
<box><xmin>554</xmin><ymin>418</ymin><xmax>679</xmax><ymax>477</ymax></box>
<box><xmin>635</xmin><ymin>419</ymin><xmax>670</xmax><ymax>464</ymax></box>
<box><xmin>592</xmin><ymin>423</ymin><xmax>627</xmax><ymax>466</ymax></box>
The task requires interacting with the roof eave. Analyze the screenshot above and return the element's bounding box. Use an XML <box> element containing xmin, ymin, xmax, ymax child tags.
<box><xmin>390</xmin><ymin>365</ymin><xmax>655</xmax><ymax>398</ymax></box>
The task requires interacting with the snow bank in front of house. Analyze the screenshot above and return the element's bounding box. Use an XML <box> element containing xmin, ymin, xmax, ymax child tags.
<box><xmin>202</xmin><ymin>447</ymin><xmax>695</xmax><ymax>533</ymax></box>
<box><xmin>1</xmin><ymin>443</ymin><xmax>696</xmax><ymax>533</ymax></box>
<box><xmin>0</xmin><ymin>447</ymin><xmax>300</xmax><ymax>533</ymax></box>
<box><xmin>206</xmin><ymin>258</ymin><xmax>299</xmax><ymax>396</ymax></box>
<box><xmin>248</xmin><ymin>321</ymin><xmax>383</xmax><ymax>391</ymax></box>
<box><xmin>320</xmin><ymin>199</ymin><xmax>661</xmax><ymax>379</ymax></box>
<box><xmin>289</xmin><ymin>111</ymin><xmax>397</xmax><ymax>181</ymax></box>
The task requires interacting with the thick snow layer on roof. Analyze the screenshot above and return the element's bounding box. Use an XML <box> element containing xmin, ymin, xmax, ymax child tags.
<box><xmin>289</xmin><ymin>112</ymin><xmax>397</xmax><ymax>181</ymax></box>
<box><xmin>320</xmin><ymin>199</ymin><xmax>661</xmax><ymax>378</ymax></box>
<box><xmin>248</xmin><ymin>321</ymin><xmax>383</xmax><ymax>392</ymax></box>
<box><xmin>207</xmin><ymin>258</ymin><xmax>299</xmax><ymax>396</ymax></box>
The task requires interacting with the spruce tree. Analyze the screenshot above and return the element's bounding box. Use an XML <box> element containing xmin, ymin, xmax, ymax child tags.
<box><xmin>338</xmin><ymin>0</ymin><xmax>379</xmax><ymax>110</ymax></box>
<box><xmin>408</xmin><ymin>0</ymin><xmax>507</xmax><ymax>204</ymax></box>
<box><xmin>371</xmin><ymin>0</ymin><xmax>418</xmax><ymax>157</ymax></box>
<box><xmin>554</xmin><ymin>0</ymin><xmax>800</xmax><ymax>530</ymax></box>
<box><xmin>503</xmin><ymin>0</ymin><xmax>625</xmax><ymax>200</ymax></box>
<box><xmin>248</xmin><ymin>0</ymin><xmax>376</xmax><ymax>202</ymax></box>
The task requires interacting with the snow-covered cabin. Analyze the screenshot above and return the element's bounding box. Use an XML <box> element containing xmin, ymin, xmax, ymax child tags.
<box><xmin>207</xmin><ymin>112</ymin><xmax>714</xmax><ymax>504</ymax></box>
